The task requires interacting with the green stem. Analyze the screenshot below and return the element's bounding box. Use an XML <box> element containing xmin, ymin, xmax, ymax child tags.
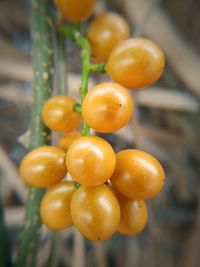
<box><xmin>0</xmin><ymin>194</ymin><xmax>12</xmax><ymax>267</ymax></box>
<box><xmin>75</xmin><ymin>182</ymin><xmax>81</xmax><ymax>189</ymax></box>
<box><xmin>73</xmin><ymin>103</ymin><xmax>82</xmax><ymax>113</ymax></box>
<box><xmin>46</xmin><ymin>232</ymin><xmax>61</xmax><ymax>267</ymax></box>
<box><xmin>16</xmin><ymin>1</ymin><xmax>54</xmax><ymax>267</ymax></box>
<box><xmin>73</xmin><ymin>31</ymin><xmax>91</xmax><ymax>136</ymax></box>
<box><xmin>89</xmin><ymin>63</ymin><xmax>106</xmax><ymax>73</ymax></box>
<box><xmin>60</xmin><ymin>24</ymin><xmax>106</xmax><ymax>136</ymax></box>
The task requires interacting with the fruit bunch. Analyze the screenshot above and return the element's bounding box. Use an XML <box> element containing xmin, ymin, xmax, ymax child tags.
<box><xmin>19</xmin><ymin>0</ymin><xmax>165</xmax><ymax>242</ymax></box>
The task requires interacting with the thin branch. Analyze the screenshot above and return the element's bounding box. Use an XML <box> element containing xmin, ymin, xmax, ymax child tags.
<box><xmin>75</xmin><ymin>31</ymin><xmax>91</xmax><ymax>136</ymax></box>
<box><xmin>60</xmin><ymin>25</ymin><xmax>91</xmax><ymax>135</ymax></box>
<box><xmin>60</xmin><ymin>24</ymin><xmax>105</xmax><ymax>136</ymax></box>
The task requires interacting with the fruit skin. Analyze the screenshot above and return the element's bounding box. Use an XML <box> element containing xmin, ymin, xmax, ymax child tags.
<box><xmin>116</xmin><ymin>192</ymin><xmax>148</xmax><ymax>235</ymax></box>
<box><xmin>54</xmin><ymin>0</ymin><xmax>95</xmax><ymax>22</ymax></box>
<box><xmin>42</xmin><ymin>95</ymin><xmax>81</xmax><ymax>133</ymax></box>
<box><xmin>66</xmin><ymin>136</ymin><xmax>116</xmax><ymax>187</ymax></box>
<box><xmin>40</xmin><ymin>182</ymin><xmax>76</xmax><ymax>230</ymax></box>
<box><xmin>110</xmin><ymin>149</ymin><xmax>165</xmax><ymax>199</ymax></box>
<box><xmin>82</xmin><ymin>83</ymin><xmax>133</xmax><ymax>133</ymax></box>
<box><xmin>107</xmin><ymin>38</ymin><xmax>165</xmax><ymax>89</ymax></box>
<box><xmin>71</xmin><ymin>185</ymin><xmax>120</xmax><ymax>241</ymax></box>
<box><xmin>19</xmin><ymin>146</ymin><xmax>67</xmax><ymax>188</ymax></box>
<box><xmin>58</xmin><ymin>131</ymin><xmax>81</xmax><ymax>152</ymax></box>
<box><xmin>87</xmin><ymin>12</ymin><xmax>130</xmax><ymax>63</ymax></box>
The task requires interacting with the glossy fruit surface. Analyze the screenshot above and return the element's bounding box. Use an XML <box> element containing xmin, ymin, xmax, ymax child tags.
<box><xmin>116</xmin><ymin>192</ymin><xmax>148</xmax><ymax>235</ymax></box>
<box><xmin>54</xmin><ymin>0</ymin><xmax>95</xmax><ymax>22</ymax></box>
<box><xmin>40</xmin><ymin>182</ymin><xmax>76</xmax><ymax>230</ymax></box>
<box><xmin>19</xmin><ymin>146</ymin><xmax>67</xmax><ymax>188</ymax></box>
<box><xmin>71</xmin><ymin>185</ymin><xmax>120</xmax><ymax>241</ymax></box>
<box><xmin>82</xmin><ymin>83</ymin><xmax>133</xmax><ymax>133</ymax></box>
<box><xmin>87</xmin><ymin>12</ymin><xmax>130</xmax><ymax>63</ymax></box>
<box><xmin>111</xmin><ymin>149</ymin><xmax>165</xmax><ymax>199</ymax></box>
<box><xmin>107</xmin><ymin>38</ymin><xmax>165</xmax><ymax>89</ymax></box>
<box><xmin>66</xmin><ymin>136</ymin><xmax>116</xmax><ymax>187</ymax></box>
<box><xmin>42</xmin><ymin>95</ymin><xmax>81</xmax><ymax>133</ymax></box>
<box><xmin>58</xmin><ymin>131</ymin><xmax>81</xmax><ymax>152</ymax></box>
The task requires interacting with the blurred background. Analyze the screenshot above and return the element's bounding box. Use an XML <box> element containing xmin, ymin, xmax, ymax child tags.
<box><xmin>0</xmin><ymin>0</ymin><xmax>200</xmax><ymax>266</ymax></box>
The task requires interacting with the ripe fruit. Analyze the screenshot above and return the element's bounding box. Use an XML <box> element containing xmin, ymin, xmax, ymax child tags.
<box><xmin>58</xmin><ymin>131</ymin><xmax>81</xmax><ymax>152</ymax></box>
<box><xmin>107</xmin><ymin>38</ymin><xmax>165</xmax><ymax>89</ymax></box>
<box><xmin>66</xmin><ymin>136</ymin><xmax>116</xmax><ymax>187</ymax></box>
<box><xmin>42</xmin><ymin>95</ymin><xmax>81</xmax><ymax>133</ymax></box>
<box><xmin>71</xmin><ymin>185</ymin><xmax>120</xmax><ymax>241</ymax></box>
<box><xmin>40</xmin><ymin>182</ymin><xmax>76</xmax><ymax>230</ymax></box>
<box><xmin>116</xmin><ymin>192</ymin><xmax>148</xmax><ymax>235</ymax></box>
<box><xmin>87</xmin><ymin>12</ymin><xmax>130</xmax><ymax>63</ymax></box>
<box><xmin>110</xmin><ymin>149</ymin><xmax>165</xmax><ymax>199</ymax></box>
<box><xmin>54</xmin><ymin>0</ymin><xmax>95</xmax><ymax>22</ymax></box>
<box><xmin>19</xmin><ymin>146</ymin><xmax>67</xmax><ymax>188</ymax></box>
<box><xmin>82</xmin><ymin>83</ymin><xmax>133</xmax><ymax>133</ymax></box>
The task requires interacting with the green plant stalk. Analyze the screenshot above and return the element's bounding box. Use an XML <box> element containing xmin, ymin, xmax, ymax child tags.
<box><xmin>89</xmin><ymin>63</ymin><xmax>106</xmax><ymax>73</ymax></box>
<box><xmin>60</xmin><ymin>25</ymin><xmax>106</xmax><ymax>136</ymax></box>
<box><xmin>46</xmin><ymin>232</ymin><xmax>61</xmax><ymax>267</ymax></box>
<box><xmin>73</xmin><ymin>103</ymin><xmax>82</xmax><ymax>113</ymax></box>
<box><xmin>74</xmin><ymin>31</ymin><xmax>91</xmax><ymax>136</ymax></box>
<box><xmin>0</xmin><ymin>194</ymin><xmax>12</xmax><ymax>267</ymax></box>
<box><xmin>16</xmin><ymin>1</ymin><xmax>54</xmax><ymax>267</ymax></box>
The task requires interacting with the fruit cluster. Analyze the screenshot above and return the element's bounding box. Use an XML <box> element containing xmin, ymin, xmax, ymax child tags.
<box><xmin>19</xmin><ymin>0</ymin><xmax>165</xmax><ymax>241</ymax></box>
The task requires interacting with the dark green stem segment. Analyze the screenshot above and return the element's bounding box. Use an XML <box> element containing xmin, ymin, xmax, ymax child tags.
<box><xmin>89</xmin><ymin>63</ymin><xmax>106</xmax><ymax>73</ymax></box>
<box><xmin>73</xmin><ymin>103</ymin><xmax>82</xmax><ymax>113</ymax></box>
<box><xmin>46</xmin><ymin>232</ymin><xmax>61</xmax><ymax>267</ymax></box>
<box><xmin>75</xmin><ymin>182</ymin><xmax>81</xmax><ymax>189</ymax></box>
<box><xmin>16</xmin><ymin>1</ymin><xmax>54</xmax><ymax>267</ymax></box>
<box><xmin>0</xmin><ymin>195</ymin><xmax>12</xmax><ymax>267</ymax></box>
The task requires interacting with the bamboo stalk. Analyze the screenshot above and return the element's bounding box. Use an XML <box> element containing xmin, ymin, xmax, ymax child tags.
<box><xmin>16</xmin><ymin>0</ymin><xmax>54</xmax><ymax>266</ymax></box>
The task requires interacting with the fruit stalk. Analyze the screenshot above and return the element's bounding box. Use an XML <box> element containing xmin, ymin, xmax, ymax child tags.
<box><xmin>74</xmin><ymin>31</ymin><xmax>91</xmax><ymax>136</ymax></box>
<box><xmin>60</xmin><ymin>24</ymin><xmax>105</xmax><ymax>136</ymax></box>
<box><xmin>16</xmin><ymin>0</ymin><xmax>54</xmax><ymax>266</ymax></box>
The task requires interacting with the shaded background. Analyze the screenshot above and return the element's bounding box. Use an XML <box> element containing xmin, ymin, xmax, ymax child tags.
<box><xmin>0</xmin><ymin>0</ymin><xmax>200</xmax><ymax>266</ymax></box>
